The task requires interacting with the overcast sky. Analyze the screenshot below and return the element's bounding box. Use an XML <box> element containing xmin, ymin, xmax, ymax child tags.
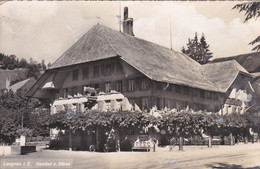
<box><xmin>0</xmin><ymin>1</ymin><xmax>259</xmax><ymax>64</ymax></box>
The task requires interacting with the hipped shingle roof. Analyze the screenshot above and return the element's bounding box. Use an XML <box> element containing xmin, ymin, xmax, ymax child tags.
<box><xmin>202</xmin><ymin>60</ymin><xmax>249</xmax><ymax>92</ymax></box>
<box><xmin>51</xmin><ymin>24</ymin><xmax>219</xmax><ymax>91</ymax></box>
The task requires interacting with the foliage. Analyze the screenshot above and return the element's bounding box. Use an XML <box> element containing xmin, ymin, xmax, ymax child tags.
<box><xmin>0</xmin><ymin>106</ymin><xmax>20</xmax><ymax>144</ymax></box>
<box><xmin>46</xmin><ymin>109</ymin><xmax>260</xmax><ymax>151</ymax></box>
<box><xmin>233</xmin><ymin>1</ymin><xmax>260</xmax><ymax>51</ymax></box>
<box><xmin>26</xmin><ymin>108</ymin><xmax>51</xmax><ymax>137</ymax></box>
<box><xmin>233</xmin><ymin>1</ymin><xmax>260</xmax><ymax>23</ymax></box>
<box><xmin>27</xmin><ymin>63</ymin><xmax>42</xmax><ymax>79</ymax></box>
<box><xmin>0</xmin><ymin>90</ymin><xmax>49</xmax><ymax>145</ymax></box>
<box><xmin>1</xmin><ymin>54</ymin><xmax>18</xmax><ymax>70</ymax></box>
<box><xmin>181</xmin><ymin>33</ymin><xmax>213</xmax><ymax>64</ymax></box>
<box><xmin>16</xmin><ymin>128</ymin><xmax>33</xmax><ymax>137</ymax></box>
<box><xmin>48</xmin><ymin>111</ymin><xmax>146</xmax><ymax>132</ymax></box>
<box><xmin>48</xmin><ymin>109</ymin><xmax>260</xmax><ymax>141</ymax></box>
<box><xmin>0</xmin><ymin>53</ymin><xmax>46</xmax><ymax>79</ymax></box>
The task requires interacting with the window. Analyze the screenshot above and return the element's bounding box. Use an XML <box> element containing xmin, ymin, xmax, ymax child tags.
<box><xmin>94</xmin><ymin>84</ymin><xmax>100</xmax><ymax>89</ymax></box>
<box><xmin>171</xmin><ymin>85</ymin><xmax>175</xmax><ymax>93</ymax></box>
<box><xmin>93</xmin><ymin>65</ymin><xmax>100</xmax><ymax>78</ymax></box>
<box><xmin>82</xmin><ymin>67</ymin><xmax>89</xmax><ymax>79</ymax></box>
<box><xmin>141</xmin><ymin>78</ymin><xmax>149</xmax><ymax>90</ymax></box>
<box><xmin>176</xmin><ymin>101</ymin><xmax>181</xmax><ymax>110</ymax></box>
<box><xmin>166</xmin><ymin>85</ymin><xmax>172</xmax><ymax>92</ymax></box>
<box><xmin>105</xmin><ymin>63</ymin><xmax>115</xmax><ymax>75</ymax></box>
<box><xmin>116</xmin><ymin>62</ymin><xmax>123</xmax><ymax>74</ymax></box>
<box><xmin>192</xmin><ymin>89</ymin><xmax>198</xmax><ymax>97</ymax></box>
<box><xmin>214</xmin><ymin>106</ymin><xmax>219</xmax><ymax>112</ymax></box>
<box><xmin>156</xmin><ymin>82</ymin><xmax>163</xmax><ymax>90</ymax></box>
<box><xmin>101</xmin><ymin>64</ymin><xmax>105</xmax><ymax>76</ymax></box>
<box><xmin>78</xmin><ymin>86</ymin><xmax>84</xmax><ymax>95</ymax></box>
<box><xmin>101</xmin><ymin>63</ymin><xmax>115</xmax><ymax>76</ymax></box>
<box><xmin>165</xmin><ymin>99</ymin><xmax>171</xmax><ymax>108</ymax></box>
<box><xmin>116</xmin><ymin>81</ymin><xmax>122</xmax><ymax>92</ymax></box>
<box><xmin>183</xmin><ymin>86</ymin><xmax>190</xmax><ymax>95</ymax></box>
<box><xmin>63</xmin><ymin>88</ymin><xmax>68</xmax><ymax>98</ymax></box>
<box><xmin>141</xmin><ymin>97</ymin><xmax>149</xmax><ymax>110</ymax></box>
<box><xmin>105</xmin><ymin>82</ymin><xmax>111</xmax><ymax>93</ymax></box>
<box><xmin>72</xmin><ymin>69</ymin><xmax>79</xmax><ymax>81</ymax></box>
<box><xmin>110</xmin><ymin>63</ymin><xmax>115</xmax><ymax>74</ymax></box>
<box><xmin>71</xmin><ymin>86</ymin><xmax>78</xmax><ymax>95</ymax></box>
<box><xmin>129</xmin><ymin>98</ymin><xmax>136</xmax><ymax>107</ymax></box>
<box><xmin>105</xmin><ymin>64</ymin><xmax>111</xmax><ymax>75</ymax></box>
<box><xmin>175</xmin><ymin>85</ymin><xmax>181</xmax><ymax>94</ymax></box>
<box><xmin>198</xmin><ymin>104</ymin><xmax>206</xmax><ymax>111</ymax></box>
<box><xmin>200</xmin><ymin>90</ymin><xmax>205</xmax><ymax>98</ymax></box>
<box><xmin>206</xmin><ymin>91</ymin><xmax>213</xmax><ymax>99</ymax></box>
<box><xmin>172</xmin><ymin>100</ymin><xmax>176</xmax><ymax>108</ymax></box>
<box><xmin>184</xmin><ymin>101</ymin><xmax>189</xmax><ymax>108</ymax></box>
<box><xmin>128</xmin><ymin>79</ymin><xmax>135</xmax><ymax>91</ymax></box>
<box><xmin>213</xmin><ymin>93</ymin><xmax>218</xmax><ymax>101</ymax></box>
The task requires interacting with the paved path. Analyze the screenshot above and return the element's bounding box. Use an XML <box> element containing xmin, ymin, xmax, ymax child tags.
<box><xmin>1</xmin><ymin>143</ymin><xmax>260</xmax><ymax>169</ymax></box>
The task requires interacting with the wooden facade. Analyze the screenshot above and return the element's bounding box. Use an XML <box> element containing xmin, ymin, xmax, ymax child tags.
<box><xmin>42</xmin><ymin>57</ymin><xmax>225</xmax><ymax>112</ymax></box>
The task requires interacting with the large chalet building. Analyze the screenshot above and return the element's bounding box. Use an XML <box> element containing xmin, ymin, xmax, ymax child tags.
<box><xmin>26</xmin><ymin>7</ymin><xmax>255</xmax><ymax>114</ymax></box>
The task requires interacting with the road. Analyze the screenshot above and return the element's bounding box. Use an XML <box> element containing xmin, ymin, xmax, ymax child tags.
<box><xmin>1</xmin><ymin>143</ymin><xmax>260</xmax><ymax>169</ymax></box>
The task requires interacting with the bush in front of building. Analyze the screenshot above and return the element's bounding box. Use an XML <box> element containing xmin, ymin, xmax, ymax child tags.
<box><xmin>49</xmin><ymin>140</ymin><xmax>62</xmax><ymax>150</ymax></box>
<box><xmin>46</xmin><ymin>109</ymin><xmax>260</xmax><ymax>151</ymax></box>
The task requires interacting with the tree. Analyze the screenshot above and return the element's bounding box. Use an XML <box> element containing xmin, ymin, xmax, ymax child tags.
<box><xmin>27</xmin><ymin>64</ymin><xmax>41</xmax><ymax>79</ymax></box>
<box><xmin>2</xmin><ymin>55</ymin><xmax>18</xmax><ymax>70</ymax></box>
<box><xmin>233</xmin><ymin>1</ymin><xmax>260</xmax><ymax>51</ymax></box>
<box><xmin>0</xmin><ymin>90</ymin><xmax>27</xmax><ymax>144</ymax></box>
<box><xmin>0</xmin><ymin>106</ymin><xmax>20</xmax><ymax>144</ymax></box>
<box><xmin>0</xmin><ymin>53</ymin><xmax>44</xmax><ymax>79</ymax></box>
<box><xmin>41</xmin><ymin>60</ymin><xmax>47</xmax><ymax>70</ymax></box>
<box><xmin>182</xmin><ymin>33</ymin><xmax>213</xmax><ymax>64</ymax></box>
<box><xmin>26</xmin><ymin>107</ymin><xmax>50</xmax><ymax>138</ymax></box>
<box><xmin>0</xmin><ymin>89</ymin><xmax>46</xmax><ymax>145</ymax></box>
<box><xmin>47</xmin><ymin>62</ymin><xmax>52</xmax><ymax>69</ymax></box>
<box><xmin>18</xmin><ymin>58</ymin><xmax>29</xmax><ymax>68</ymax></box>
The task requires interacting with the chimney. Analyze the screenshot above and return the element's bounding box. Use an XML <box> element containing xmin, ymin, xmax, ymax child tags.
<box><xmin>123</xmin><ymin>7</ymin><xmax>134</xmax><ymax>36</ymax></box>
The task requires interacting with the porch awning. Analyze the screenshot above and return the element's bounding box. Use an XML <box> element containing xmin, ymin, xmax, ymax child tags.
<box><xmin>53</xmin><ymin>97</ymin><xmax>88</xmax><ymax>106</ymax></box>
<box><xmin>42</xmin><ymin>81</ymin><xmax>56</xmax><ymax>89</ymax></box>
<box><xmin>96</xmin><ymin>93</ymin><xmax>125</xmax><ymax>101</ymax></box>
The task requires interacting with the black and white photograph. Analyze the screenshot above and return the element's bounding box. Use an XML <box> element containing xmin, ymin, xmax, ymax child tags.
<box><xmin>0</xmin><ymin>1</ymin><xmax>260</xmax><ymax>168</ymax></box>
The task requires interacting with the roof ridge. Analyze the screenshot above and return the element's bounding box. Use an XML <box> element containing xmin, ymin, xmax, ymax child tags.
<box><xmin>212</xmin><ymin>51</ymin><xmax>260</xmax><ymax>61</ymax></box>
<box><xmin>100</xmin><ymin>32</ymin><xmax>118</xmax><ymax>58</ymax></box>
<box><xmin>231</xmin><ymin>60</ymin><xmax>249</xmax><ymax>74</ymax></box>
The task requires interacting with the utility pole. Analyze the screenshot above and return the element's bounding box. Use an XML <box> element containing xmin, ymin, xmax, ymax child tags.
<box><xmin>170</xmin><ymin>15</ymin><xmax>173</xmax><ymax>50</ymax></box>
<box><xmin>116</xmin><ymin>2</ymin><xmax>122</xmax><ymax>32</ymax></box>
<box><xmin>119</xmin><ymin>2</ymin><xmax>121</xmax><ymax>32</ymax></box>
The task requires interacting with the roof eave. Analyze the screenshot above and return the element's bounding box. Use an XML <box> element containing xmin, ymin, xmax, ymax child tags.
<box><xmin>49</xmin><ymin>55</ymin><xmax>120</xmax><ymax>70</ymax></box>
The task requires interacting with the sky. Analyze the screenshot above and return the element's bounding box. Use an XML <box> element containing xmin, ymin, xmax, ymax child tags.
<box><xmin>0</xmin><ymin>1</ymin><xmax>260</xmax><ymax>64</ymax></box>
